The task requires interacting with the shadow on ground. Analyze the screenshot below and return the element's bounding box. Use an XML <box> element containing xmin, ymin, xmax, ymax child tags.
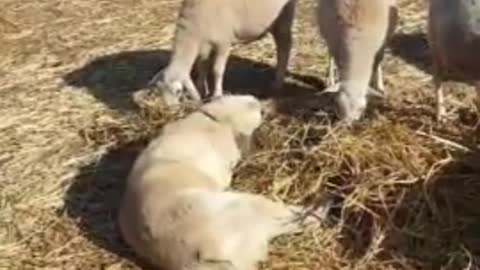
<box><xmin>388</xmin><ymin>150</ymin><xmax>480</xmax><ymax>269</ymax></box>
<box><xmin>62</xmin><ymin>141</ymin><xmax>153</xmax><ymax>269</ymax></box>
<box><xmin>64</xmin><ymin>49</ymin><xmax>326</xmax><ymax>112</ymax></box>
<box><xmin>332</xmin><ymin>148</ymin><xmax>480</xmax><ymax>268</ymax></box>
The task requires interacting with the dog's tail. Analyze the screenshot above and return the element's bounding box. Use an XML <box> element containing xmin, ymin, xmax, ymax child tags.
<box><xmin>281</xmin><ymin>199</ymin><xmax>332</xmax><ymax>235</ymax></box>
<box><xmin>178</xmin><ymin>191</ymin><xmax>332</xmax><ymax>270</ymax></box>
<box><xmin>210</xmin><ymin>191</ymin><xmax>332</xmax><ymax>238</ymax></box>
<box><xmin>256</xmin><ymin>195</ymin><xmax>332</xmax><ymax>236</ymax></box>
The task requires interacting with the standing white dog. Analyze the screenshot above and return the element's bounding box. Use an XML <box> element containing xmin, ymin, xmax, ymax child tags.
<box><xmin>118</xmin><ymin>94</ymin><xmax>328</xmax><ymax>270</ymax></box>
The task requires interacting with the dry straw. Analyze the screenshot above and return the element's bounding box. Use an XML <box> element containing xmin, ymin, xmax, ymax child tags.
<box><xmin>1</xmin><ymin>0</ymin><xmax>479</xmax><ymax>269</ymax></box>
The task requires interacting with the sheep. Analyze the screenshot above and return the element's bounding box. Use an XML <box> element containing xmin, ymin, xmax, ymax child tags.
<box><xmin>118</xmin><ymin>94</ymin><xmax>330</xmax><ymax>270</ymax></box>
<box><xmin>316</xmin><ymin>0</ymin><xmax>398</xmax><ymax>123</ymax></box>
<box><xmin>148</xmin><ymin>0</ymin><xmax>297</xmax><ymax>106</ymax></box>
<box><xmin>428</xmin><ymin>0</ymin><xmax>480</xmax><ymax>122</ymax></box>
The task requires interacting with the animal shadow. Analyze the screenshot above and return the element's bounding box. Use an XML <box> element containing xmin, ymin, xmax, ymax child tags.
<box><xmin>62</xmin><ymin>141</ymin><xmax>154</xmax><ymax>269</ymax></box>
<box><xmin>327</xmin><ymin>149</ymin><xmax>480</xmax><ymax>268</ymax></box>
<box><xmin>63</xmin><ymin>49</ymin><xmax>324</xmax><ymax>112</ymax></box>
<box><xmin>387</xmin><ymin>150</ymin><xmax>480</xmax><ymax>269</ymax></box>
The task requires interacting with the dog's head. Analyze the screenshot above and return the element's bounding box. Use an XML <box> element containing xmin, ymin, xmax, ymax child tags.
<box><xmin>201</xmin><ymin>94</ymin><xmax>263</xmax><ymax>154</ymax></box>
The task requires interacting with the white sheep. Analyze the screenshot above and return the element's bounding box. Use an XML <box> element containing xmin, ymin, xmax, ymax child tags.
<box><xmin>316</xmin><ymin>0</ymin><xmax>398</xmax><ymax>123</ymax></box>
<box><xmin>118</xmin><ymin>94</ymin><xmax>329</xmax><ymax>270</ymax></box>
<box><xmin>149</xmin><ymin>0</ymin><xmax>297</xmax><ymax>106</ymax></box>
<box><xmin>428</xmin><ymin>0</ymin><xmax>480</xmax><ymax>122</ymax></box>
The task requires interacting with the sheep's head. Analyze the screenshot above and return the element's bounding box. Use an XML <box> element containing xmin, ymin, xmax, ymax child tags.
<box><xmin>335</xmin><ymin>88</ymin><xmax>367</xmax><ymax>123</ymax></box>
<box><xmin>323</xmin><ymin>82</ymin><xmax>376</xmax><ymax>124</ymax></box>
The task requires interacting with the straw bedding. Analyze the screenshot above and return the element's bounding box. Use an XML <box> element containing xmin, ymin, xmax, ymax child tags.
<box><xmin>1</xmin><ymin>0</ymin><xmax>479</xmax><ymax>269</ymax></box>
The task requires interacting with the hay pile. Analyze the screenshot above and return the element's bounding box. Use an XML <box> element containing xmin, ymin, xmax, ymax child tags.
<box><xmin>1</xmin><ymin>0</ymin><xmax>480</xmax><ymax>269</ymax></box>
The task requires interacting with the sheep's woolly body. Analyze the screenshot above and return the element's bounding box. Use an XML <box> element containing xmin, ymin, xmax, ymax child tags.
<box><xmin>152</xmin><ymin>0</ymin><xmax>296</xmax><ymax>105</ymax></box>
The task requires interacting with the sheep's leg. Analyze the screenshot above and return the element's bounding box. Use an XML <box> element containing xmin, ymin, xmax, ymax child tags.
<box><xmin>428</xmin><ymin>29</ymin><xmax>447</xmax><ymax>123</ymax></box>
<box><xmin>370</xmin><ymin>46</ymin><xmax>388</xmax><ymax>95</ymax></box>
<box><xmin>371</xmin><ymin>54</ymin><xmax>385</xmax><ymax>93</ymax></box>
<box><xmin>211</xmin><ymin>45</ymin><xmax>230</xmax><ymax>98</ymax></box>
<box><xmin>184</xmin><ymin>77</ymin><xmax>202</xmax><ymax>102</ymax></box>
<box><xmin>327</xmin><ymin>57</ymin><xmax>337</xmax><ymax>87</ymax></box>
<box><xmin>196</xmin><ymin>44</ymin><xmax>214</xmax><ymax>98</ymax></box>
<box><xmin>434</xmin><ymin>77</ymin><xmax>445</xmax><ymax>122</ymax></box>
<box><xmin>194</xmin><ymin>59</ymin><xmax>210</xmax><ymax>98</ymax></box>
<box><xmin>431</xmin><ymin>57</ymin><xmax>446</xmax><ymax>123</ymax></box>
<box><xmin>374</xmin><ymin>63</ymin><xmax>384</xmax><ymax>92</ymax></box>
<box><xmin>160</xmin><ymin>32</ymin><xmax>203</xmax><ymax>103</ymax></box>
<box><xmin>270</xmin><ymin>0</ymin><xmax>295</xmax><ymax>91</ymax></box>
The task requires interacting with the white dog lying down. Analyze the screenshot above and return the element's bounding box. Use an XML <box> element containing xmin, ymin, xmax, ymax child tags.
<box><xmin>118</xmin><ymin>94</ymin><xmax>329</xmax><ymax>270</ymax></box>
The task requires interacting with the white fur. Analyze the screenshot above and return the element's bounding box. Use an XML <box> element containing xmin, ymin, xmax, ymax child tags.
<box><xmin>118</xmin><ymin>94</ymin><xmax>327</xmax><ymax>270</ymax></box>
<box><xmin>150</xmin><ymin>0</ymin><xmax>297</xmax><ymax>106</ymax></box>
<box><xmin>316</xmin><ymin>0</ymin><xmax>398</xmax><ymax>123</ymax></box>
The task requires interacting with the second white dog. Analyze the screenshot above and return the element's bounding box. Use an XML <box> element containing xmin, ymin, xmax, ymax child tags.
<box><xmin>118</xmin><ymin>94</ymin><xmax>328</xmax><ymax>270</ymax></box>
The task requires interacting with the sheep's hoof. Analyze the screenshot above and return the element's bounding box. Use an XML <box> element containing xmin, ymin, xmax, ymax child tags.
<box><xmin>436</xmin><ymin>115</ymin><xmax>445</xmax><ymax>123</ymax></box>
<box><xmin>212</xmin><ymin>92</ymin><xmax>223</xmax><ymax>98</ymax></box>
<box><xmin>436</xmin><ymin>114</ymin><xmax>451</xmax><ymax>124</ymax></box>
<box><xmin>435</xmin><ymin>106</ymin><xmax>447</xmax><ymax>123</ymax></box>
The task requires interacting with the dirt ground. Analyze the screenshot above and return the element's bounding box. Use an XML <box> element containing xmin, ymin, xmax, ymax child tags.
<box><xmin>1</xmin><ymin>0</ymin><xmax>480</xmax><ymax>269</ymax></box>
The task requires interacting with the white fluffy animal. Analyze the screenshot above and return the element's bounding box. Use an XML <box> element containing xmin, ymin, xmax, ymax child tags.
<box><xmin>149</xmin><ymin>0</ymin><xmax>297</xmax><ymax>106</ymax></box>
<box><xmin>316</xmin><ymin>0</ymin><xmax>398</xmax><ymax>123</ymax></box>
<box><xmin>118</xmin><ymin>94</ymin><xmax>328</xmax><ymax>270</ymax></box>
<box><xmin>428</xmin><ymin>0</ymin><xmax>480</xmax><ymax>122</ymax></box>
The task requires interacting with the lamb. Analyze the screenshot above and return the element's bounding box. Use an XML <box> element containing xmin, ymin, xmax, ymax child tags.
<box><xmin>149</xmin><ymin>0</ymin><xmax>297</xmax><ymax>106</ymax></box>
<box><xmin>118</xmin><ymin>94</ymin><xmax>329</xmax><ymax>270</ymax></box>
<box><xmin>316</xmin><ymin>0</ymin><xmax>398</xmax><ymax>123</ymax></box>
<box><xmin>428</xmin><ymin>0</ymin><xmax>480</xmax><ymax>122</ymax></box>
